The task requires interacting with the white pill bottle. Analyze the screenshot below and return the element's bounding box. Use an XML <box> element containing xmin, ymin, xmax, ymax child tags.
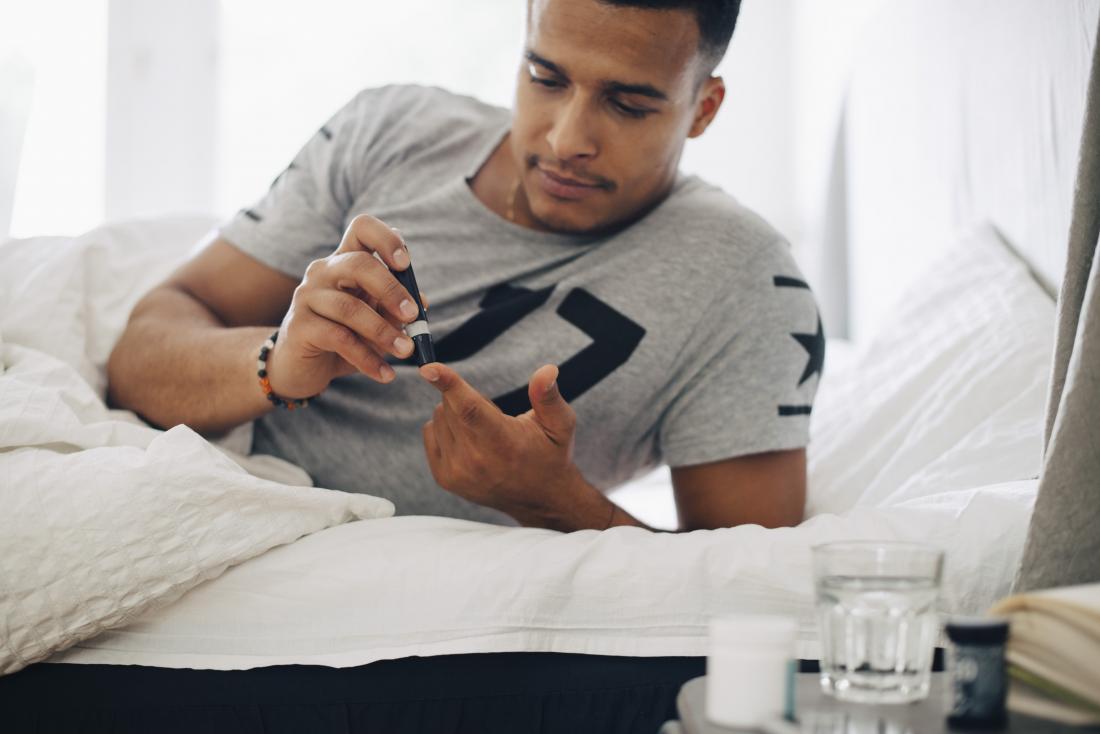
<box><xmin>706</xmin><ymin>615</ymin><xmax>797</xmax><ymax>729</ymax></box>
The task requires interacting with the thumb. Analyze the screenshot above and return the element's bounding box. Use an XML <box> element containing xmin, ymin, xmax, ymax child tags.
<box><xmin>528</xmin><ymin>365</ymin><xmax>575</xmax><ymax>443</ymax></box>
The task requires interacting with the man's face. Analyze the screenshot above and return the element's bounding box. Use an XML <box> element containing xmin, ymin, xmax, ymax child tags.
<box><xmin>511</xmin><ymin>0</ymin><xmax>714</xmax><ymax>234</ymax></box>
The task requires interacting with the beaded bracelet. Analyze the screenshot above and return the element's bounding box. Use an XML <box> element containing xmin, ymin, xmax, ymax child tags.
<box><xmin>257</xmin><ymin>330</ymin><xmax>316</xmax><ymax>411</ymax></box>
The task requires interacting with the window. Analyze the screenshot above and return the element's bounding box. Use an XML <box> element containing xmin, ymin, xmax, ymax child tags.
<box><xmin>3</xmin><ymin>0</ymin><xmax>107</xmax><ymax>238</ymax></box>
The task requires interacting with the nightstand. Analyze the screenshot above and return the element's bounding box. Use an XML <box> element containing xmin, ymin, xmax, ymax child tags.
<box><xmin>663</xmin><ymin>674</ymin><xmax>1099</xmax><ymax>733</ymax></box>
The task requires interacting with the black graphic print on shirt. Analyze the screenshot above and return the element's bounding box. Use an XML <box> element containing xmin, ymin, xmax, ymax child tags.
<box><xmin>241</xmin><ymin>124</ymin><xmax>332</xmax><ymax>223</ymax></box>
<box><xmin>773</xmin><ymin>275</ymin><xmax>824</xmax><ymax>417</ymax></box>
<box><xmin>434</xmin><ymin>284</ymin><xmax>555</xmax><ymax>363</ymax></box>
<box><xmin>434</xmin><ymin>283</ymin><xmax>646</xmax><ymax>417</ymax></box>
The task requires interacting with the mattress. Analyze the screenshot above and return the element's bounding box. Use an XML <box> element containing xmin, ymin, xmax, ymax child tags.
<box><xmin>0</xmin><ymin>653</ymin><xmax>705</xmax><ymax>734</ymax></box>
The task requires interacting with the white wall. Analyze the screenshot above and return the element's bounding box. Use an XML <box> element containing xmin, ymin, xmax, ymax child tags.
<box><xmin>105</xmin><ymin>0</ymin><xmax>219</xmax><ymax>222</ymax></box>
<box><xmin>791</xmin><ymin>0</ymin><xmax>887</xmax><ymax>337</ymax></box>
<box><xmin>681</xmin><ymin>0</ymin><xmax>797</xmax><ymax>244</ymax></box>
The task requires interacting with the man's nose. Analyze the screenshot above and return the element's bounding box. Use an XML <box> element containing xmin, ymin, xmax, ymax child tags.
<box><xmin>546</xmin><ymin>94</ymin><xmax>599</xmax><ymax>163</ymax></box>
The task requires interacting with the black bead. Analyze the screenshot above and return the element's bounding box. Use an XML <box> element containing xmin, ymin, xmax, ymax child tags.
<box><xmin>259</xmin><ymin>347</ymin><xmax>269</xmax><ymax>359</ymax></box>
<box><xmin>258</xmin><ymin>369</ymin><xmax>267</xmax><ymax>378</ymax></box>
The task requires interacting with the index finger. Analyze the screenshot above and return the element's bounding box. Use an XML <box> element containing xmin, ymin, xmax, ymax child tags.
<box><xmin>335</xmin><ymin>213</ymin><xmax>411</xmax><ymax>272</ymax></box>
<box><xmin>419</xmin><ymin>363</ymin><xmax>499</xmax><ymax>430</ymax></box>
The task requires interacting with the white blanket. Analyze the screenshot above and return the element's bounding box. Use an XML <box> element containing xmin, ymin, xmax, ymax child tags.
<box><xmin>0</xmin><ymin>218</ymin><xmax>394</xmax><ymax>675</ymax></box>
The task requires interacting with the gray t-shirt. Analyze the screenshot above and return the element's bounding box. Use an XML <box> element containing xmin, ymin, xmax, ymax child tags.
<box><xmin>220</xmin><ymin>84</ymin><xmax>823</xmax><ymax>526</ymax></box>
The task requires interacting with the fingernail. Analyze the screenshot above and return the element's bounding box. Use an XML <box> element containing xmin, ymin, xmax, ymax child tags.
<box><xmin>421</xmin><ymin>365</ymin><xmax>440</xmax><ymax>382</ymax></box>
<box><xmin>545</xmin><ymin>379</ymin><xmax>557</xmax><ymax>394</ymax></box>
<box><xmin>380</xmin><ymin>364</ymin><xmax>396</xmax><ymax>382</ymax></box>
<box><xmin>394</xmin><ymin>336</ymin><xmax>413</xmax><ymax>355</ymax></box>
<box><xmin>400</xmin><ymin>299</ymin><xmax>418</xmax><ymax>320</ymax></box>
<box><xmin>393</xmin><ymin>247</ymin><xmax>410</xmax><ymax>269</ymax></box>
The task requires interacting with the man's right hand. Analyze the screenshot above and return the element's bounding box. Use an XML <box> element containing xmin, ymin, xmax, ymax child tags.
<box><xmin>264</xmin><ymin>214</ymin><xmax>422</xmax><ymax>400</ymax></box>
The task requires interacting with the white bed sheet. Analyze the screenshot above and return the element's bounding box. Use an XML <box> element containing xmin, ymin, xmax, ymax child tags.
<box><xmin>46</xmin><ymin>482</ymin><xmax>1036</xmax><ymax>667</ymax></box>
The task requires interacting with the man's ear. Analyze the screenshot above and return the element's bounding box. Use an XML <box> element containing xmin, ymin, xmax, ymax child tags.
<box><xmin>688</xmin><ymin>76</ymin><xmax>726</xmax><ymax>139</ymax></box>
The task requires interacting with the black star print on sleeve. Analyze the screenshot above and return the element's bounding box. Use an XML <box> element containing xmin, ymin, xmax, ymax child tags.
<box><xmin>791</xmin><ymin>317</ymin><xmax>825</xmax><ymax>386</ymax></box>
<box><xmin>773</xmin><ymin>275</ymin><xmax>825</xmax><ymax>417</ymax></box>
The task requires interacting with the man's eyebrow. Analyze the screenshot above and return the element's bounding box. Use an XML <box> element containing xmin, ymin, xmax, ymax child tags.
<box><xmin>525</xmin><ymin>51</ymin><xmax>567</xmax><ymax>78</ymax></box>
<box><xmin>604</xmin><ymin>81</ymin><xmax>668</xmax><ymax>102</ymax></box>
<box><xmin>524</xmin><ymin>50</ymin><xmax>669</xmax><ymax>102</ymax></box>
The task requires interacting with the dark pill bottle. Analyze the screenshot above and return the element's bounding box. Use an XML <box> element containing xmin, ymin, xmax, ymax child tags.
<box><xmin>945</xmin><ymin>616</ymin><xmax>1010</xmax><ymax>730</ymax></box>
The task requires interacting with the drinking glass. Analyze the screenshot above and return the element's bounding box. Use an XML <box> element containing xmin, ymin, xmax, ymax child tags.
<box><xmin>813</xmin><ymin>541</ymin><xmax>944</xmax><ymax>704</ymax></box>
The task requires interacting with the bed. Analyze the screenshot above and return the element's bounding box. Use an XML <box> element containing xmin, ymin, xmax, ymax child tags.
<box><xmin>1</xmin><ymin>1</ymin><xmax>1097</xmax><ymax>731</ymax></box>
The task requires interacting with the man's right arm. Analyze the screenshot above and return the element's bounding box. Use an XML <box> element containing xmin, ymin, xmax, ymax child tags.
<box><xmin>107</xmin><ymin>216</ymin><xmax>422</xmax><ymax>437</ymax></box>
<box><xmin>107</xmin><ymin>237</ymin><xmax>295</xmax><ymax>436</ymax></box>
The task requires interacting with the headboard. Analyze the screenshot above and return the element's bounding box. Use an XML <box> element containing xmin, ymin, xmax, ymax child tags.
<box><xmin>832</xmin><ymin>0</ymin><xmax>1100</xmax><ymax>341</ymax></box>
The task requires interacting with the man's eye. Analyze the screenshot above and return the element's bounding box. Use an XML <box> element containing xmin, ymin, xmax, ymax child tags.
<box><xmin>529</xmin><ymin>74</ymin><xmax>563</xmax><ymax>89</ymax></box>
<box><xmin>610</xmin><ymin>99</ymin><xmax>649</xmax><ymax>119</ymax></box>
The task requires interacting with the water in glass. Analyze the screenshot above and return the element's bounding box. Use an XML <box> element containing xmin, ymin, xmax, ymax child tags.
<box><xmin>817</xmin><ymin>574</ymin><xmax>940</xmax><ymax>703</ymax></box>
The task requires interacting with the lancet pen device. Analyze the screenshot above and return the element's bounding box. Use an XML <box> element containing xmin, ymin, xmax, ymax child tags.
<box><xmin>392</xmin><ymin>262</ymin><xmax>435</xmax><ymax>365</ymax></box>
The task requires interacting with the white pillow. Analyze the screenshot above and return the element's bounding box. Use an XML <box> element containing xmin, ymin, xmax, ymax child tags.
<box><xmin>807</xmin><ymin>223</ymin><xmax>1053</xmax><ymax>514</ymax></box>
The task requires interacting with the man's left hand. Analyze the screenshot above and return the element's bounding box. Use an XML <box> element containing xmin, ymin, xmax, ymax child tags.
<box><xmin>418</xmin><ymin>362</ymin><xmax>583</xmax><ymax>524</ymax></box>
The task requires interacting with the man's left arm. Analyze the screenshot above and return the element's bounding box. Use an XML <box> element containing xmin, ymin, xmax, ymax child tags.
<box><xmin>417</xmin><ymin>362</ymin><xmax>805</xmax><ymax>532</ymax></box>
<box><xmin>504</xmin><ymin>450</ymin><xmax>806</xmax><ymax>533</ymax></box>
<box><xmin>668</xmin><ymin>449</ymin><xmax>805</xmax><ymax>531</ymax></box>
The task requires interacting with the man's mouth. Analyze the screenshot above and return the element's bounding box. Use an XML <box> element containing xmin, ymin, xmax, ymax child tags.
<box><xmin>535</xmin><ymin>167</ymin><xmax>609</xmax><ymax>201</ymax></box>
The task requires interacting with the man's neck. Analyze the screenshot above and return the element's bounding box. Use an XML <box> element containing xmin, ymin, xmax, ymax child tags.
<box><xmin>468</xmin><ymin>132</ymin><xmax>542</xmax><ymax>230</ymax></box>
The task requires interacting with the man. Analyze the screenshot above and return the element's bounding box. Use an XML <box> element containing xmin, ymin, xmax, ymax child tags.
<box><xmin>108</xmin><ymin>0</ymin><xmax>823</xmax><ymax>532</ymax></box>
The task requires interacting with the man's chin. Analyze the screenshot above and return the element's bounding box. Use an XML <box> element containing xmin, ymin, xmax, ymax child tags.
<box><xmin>530</xmin><ymin>203</ymin><xmax>616</xmax><ymax>237</ymax></box>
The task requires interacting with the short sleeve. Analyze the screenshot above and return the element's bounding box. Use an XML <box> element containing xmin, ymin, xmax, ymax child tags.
<box><xmin>657</xmin><ymin>247</ymin><xmax>824</xmax><ymax>467</ymax></box>
<box><xmin>217</xmin><ymin>86</ymin><xmax>407</xmax><ymax>279</ymax></box>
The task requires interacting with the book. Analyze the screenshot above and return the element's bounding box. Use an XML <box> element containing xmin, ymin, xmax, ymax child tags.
<box><xmin>989</xmin><ymin>582</ymin><xmax>1100</xmax><ymax>725</ymax></box>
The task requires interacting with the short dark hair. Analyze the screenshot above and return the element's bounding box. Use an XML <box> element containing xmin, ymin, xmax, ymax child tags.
<box><xmin>598</xmin><ymin>0</ymin><xmax>742</xmax><ymax>75</ymax></box>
